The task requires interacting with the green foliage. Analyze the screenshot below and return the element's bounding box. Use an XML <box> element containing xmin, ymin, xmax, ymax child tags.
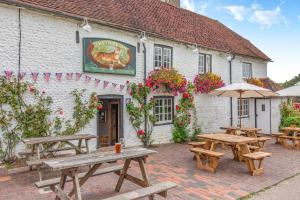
<box><xmin>280</xmin><ymin>101</ymin><xmax>300</xmax><ymax>129</ymax></box>
<box><xmin>172</xmin><ymin>83</ymin><xmax>195</xmax><ymax>143</ymax></box>
<box><xmin>190</xmin><ymin>127</ymin><xmax>202</xmax><ymax>141</ymax></box>
<box><xmin>282</xmin><ymin>74</ymin><xmax>300</xmax><ymax>88</ymax></box>
<box><xmin>126</xmin><ymin>82</ymin><xmax>157</xmax><ymax>146</ymax></box>
<box><xmin>0</xmin><ymin>77</ymin><xmax>100</xmax><ymax>163</ymax></box>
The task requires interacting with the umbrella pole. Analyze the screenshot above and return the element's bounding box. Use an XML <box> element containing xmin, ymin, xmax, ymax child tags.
<box><xmin>239</xmin><ymin>91</ymin><xmax>242</xmax><ymax>128</ymax></box>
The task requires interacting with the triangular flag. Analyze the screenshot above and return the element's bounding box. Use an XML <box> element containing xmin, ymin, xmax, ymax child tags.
<box><xmin>85</xmin><ymin>75</ymin><xmax>91</xmax><ymax>83</ymax></box>
<box><xmin>103</xmin><ymin>81</ymin><xmax>109</xmax><ymax>89</ymax></box>
<box><xmin>76</xmin><ymin>73</ymin><xmax>82</xmax><ymax>81</ymax></box>
<box><xmin>112</xmin><ymin>83</ymin><xmax>117</xmax><ymax>88</ymax></box>
<box><xmin>4</xmin><ymin>70</ymin><xmax>13</xmax><ymax>80</ymax></box>
<box><xmin>95</xmin><ymin>79</ymin><xmax>100</xmax><ymax>87</ymax></box>
<box><xmin>19</xmin><ymin>72</ymin><xmax>26</xmax><ymax>81</ymax></box>
<box><xmin>66</xmin><ymin>73</ymin><xmax>73</xmax><ymax>80</ymax></box>
<box><xmin>31</xmin><ymin>72</ymin><xmax>39</xmax><ymax>82</ymax></box>
<box><xmin>44</xmin><ymin>72</ymin><xmax>51</xmax><ymax>82</ymax></box>
<box><xmin>119</xmin><ymin>85</ymin><xmax>125</xmax><ymax>91</ymax></box>
<box><xmin>56</xmin><ymin>73</ymin><xmax>62</xmax><ymax>81</ymax></box>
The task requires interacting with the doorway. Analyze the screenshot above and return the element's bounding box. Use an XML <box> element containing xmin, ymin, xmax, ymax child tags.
<box><xmin>97</xmin><ymin>95</ymin><xmax>123</xmax><ymax>147</ymax></box>
<box><xmin>256</xmin><ymin>99</ymin><xmax>271</xmax><ymax>134</ymax></box>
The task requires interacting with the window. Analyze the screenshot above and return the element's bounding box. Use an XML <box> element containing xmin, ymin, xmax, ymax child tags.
<box><xmin>198</xmin><ymin>53</ymin><xmax>212</xmax><ymax>74</ymax></box>
<box><xmin>237</xmin><ymin>98</ymin><xmax>249</xmax><ymax>117</ymax></box>
<box><xmin>242</xmin><ymin>62</ymin><xmax>252</xmax><ymax>79</ymax></box>
<box><xmin>154</xmin><ymin>45</ymin><xmax>172</xmax><ymax>69</ymax></box>
<box><xmin>154</xmin><ymin>97</ymin><xmax>173</xmax><ymax>125</ymax></box>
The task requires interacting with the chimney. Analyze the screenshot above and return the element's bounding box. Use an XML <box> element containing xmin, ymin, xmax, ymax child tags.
<box><xmin>160</xmin><ymin>0</ymin><xmax>180</xmax><ymax>7</ymax></box>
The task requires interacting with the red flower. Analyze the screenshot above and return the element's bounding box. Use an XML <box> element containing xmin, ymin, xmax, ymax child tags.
<box><xmin>138</xmin><ymin>83</ymin><xmax>143</xmax><ymax>88</ymax></box>
<box><xmin>176</xmin><ymin>105</ymin><xmax>180</xmax><ymax>111</ymax></box>
<box><xmin>59</xmin><ymin>110</ymin><xmax>64</xmax><ymax>115</ymax></box>
<box><xmin>137</xmin><ymin>130</ymin><xmax>145</xmax><ymax>136</ymax></box>
<box><xmin>126</xmin><ymin>80</ymin><xmax>130</xmax><ymax>84</ymax></box>
<box><xmin>97</xmin><ymin>105</ymin><xmax>104</xmax><ymax>111</ymax></box>
<box><xmin>42</xmin><ymin>90</ymin><xmax>46</xmax><ymax>95</ymax></box>
<box><xmin>183</xmin><ymin>93</ymin><xmax>189</xmax><ymax>99</ymax></box>
<box><xmin>29</xmin><ymin>86</ymin><xmax>35</xmax><ymax>93</ymax></box>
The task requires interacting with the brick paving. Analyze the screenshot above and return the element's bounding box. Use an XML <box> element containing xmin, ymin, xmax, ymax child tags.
<box><xmin>0</xmin><ymin>139</ymin><xmax>300</xmax><ymax>200</ymax></box>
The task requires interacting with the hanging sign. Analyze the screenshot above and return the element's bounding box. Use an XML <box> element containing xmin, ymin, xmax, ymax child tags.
<box><xmin>83</xmin><ymin>38</ymin><xmax>136</xmax><ymax>76</ymax></box>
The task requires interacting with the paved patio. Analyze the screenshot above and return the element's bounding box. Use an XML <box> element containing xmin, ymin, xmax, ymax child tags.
<box><xmin>0</xmin><ymin>139</ymin><xmax>300</xmax><ymax>200</ymax></box>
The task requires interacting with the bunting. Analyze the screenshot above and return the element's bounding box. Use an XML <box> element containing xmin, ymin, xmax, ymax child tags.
<box><xmin>103</xmin><ymin>81</ymin><xmax>109</xmax><ymax>89</ymax></box>
<box><xmin>4</xmin><ymin>70</ymin><xmax>13</xmax><ymax>80</ymax></box>
<box><xmin>55</xmin><ymin>73</ymin><xmax>63</xmax><ymax>81</ymax></box>
<box><xmin>95</xmin><ymin>79</ymin><xmax>100</xmax><ymax>87</ymax></box>
<box><xmin>76</xmin><ymin>73</ymin><xmax>82</xmax><ymax>81</ymax></box>
<box><xmin>44</xmin><ymin>72</ymin><xmax>51</xmax><ymax>82</ymax></box>
<box><xmin>19</xmin><ymin>72</ymin><xmax>26</xmax><ymax>81</ymax></box>
<box><xmin>31</xmin><ymin>72</ymin><xmax>39</xmax><ymax>82</ymax></box>
<box><xmin>66</xmin><ymin>73</ymin><xmax>73</xmax><ymax>80</ymax></box>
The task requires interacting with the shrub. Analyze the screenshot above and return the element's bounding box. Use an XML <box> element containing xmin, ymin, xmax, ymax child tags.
<box><xmin>281</xmin><ymin>116</ymin><xmax>300</xmax><ymax>128</ymax></box>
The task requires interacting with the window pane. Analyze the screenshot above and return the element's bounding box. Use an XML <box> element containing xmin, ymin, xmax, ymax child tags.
<box><xmin>198</xmin><ymin>54</ymin><xmax>205</xmax><ymax>74</ymax></box>
<box><xmin>242</xmin><ymin>63</ymin><xmax>252</xmax><ymax>79</ymax></box>
<box><xmin>153</xmin><ymin>97</ymin><xmax>173</xmax><ymax>124</ymax></box>
<box><xmin>154</xmin><ymin>46</ymin><xmax>162</xmax><ymax>68</ymax></box>
<box><xmin>206</xmin><ymin>55</ymin><xmax>211</xmax><ymax>72</ymax></box>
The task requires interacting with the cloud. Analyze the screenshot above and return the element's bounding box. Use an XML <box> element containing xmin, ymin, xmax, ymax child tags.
<box><xmin>181</xmin><ymin>0</ymin><xmax>208</xmax><ymax>14</ymax></box>
<box><xmin>224</xmin><ymin>4</ymin><xmax>287</xmax><ymax>28</ymax></box>
<box><xmin>225</xmin><ymin>5</ymin><xmax>247</xmax><ymax>21</ymax></box>
<box><xmin>181</xmin><ymin>0</ymin><xmax>195</xmax><ymax>12</ymax></box>
<box><xmin>250</xmin><ymin>7</ymin><xmax>286</xmax><ymax>28</ymax></box>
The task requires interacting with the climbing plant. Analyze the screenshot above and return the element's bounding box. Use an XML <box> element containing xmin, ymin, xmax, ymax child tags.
<box><xmin>0</xmin><ymin>77</ymin><xmax>101</xmax><ymax>163</ymax></box>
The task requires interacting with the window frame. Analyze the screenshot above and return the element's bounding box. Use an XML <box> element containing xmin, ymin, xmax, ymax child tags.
<box><xmin>154</xmin><ymin>44</ymin><xmax>173</xmax><ymax>69</ymax></box>
<box><xmin>198</xmin><ymin>53</ymin><xmax>212</xmax><ymax>74</ymax></box>
<box><xmin>242</xmin><ymin>62</ymin><xmax>253</xmax><ymax>79</ymax></box>
<box><xmin>153</xmin><ymin>96</ymin><xmax>174</xmax><ymax>126</ymax></box>
<box><xmin>237</xmin><ymin>98</ymin><xmax>250</xmax><ymax>118</ymax></box>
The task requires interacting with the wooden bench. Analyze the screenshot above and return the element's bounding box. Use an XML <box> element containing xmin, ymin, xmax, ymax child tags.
<box><xmin>188</xmin><ymin>141</ymin><xmax>206</xmax><ymax>148</ymax></box>
<box><xmin>190</xmin><ymin>148</ymin><xmax>224</xmax><ymax>173</ymax></box>
<box><xmin>271</xmin><ymin>133</ymin><xmax>283</xmax><ymax>144</ymax></box>
<box><xmin>243</xmin><ymin>152</ymin><xmax>272</xmax><ymax>176</ymax></box>
<box><xmin>248</xmin><ymin>145</ymin><xmax>259</xmax><ymax>152</ymax></box>
<box><xmin>35</xmin><ymin>165</ymin><xmax>123</xmax><ymax>189</ymax></box>
<box><xmin>279</xmin><ymin>135</ymin><xmax>300</xmax><ymax>148</ymax></box>
<box><xmin>102</xmin><ymin>181</ymin><xmax>177</xmax><ymax>200</ymax></box>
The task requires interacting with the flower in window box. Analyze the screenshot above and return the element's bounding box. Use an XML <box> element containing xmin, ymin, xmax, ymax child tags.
<box><xmin>183</xmin><ymin>93</ymin><xmax>190</xmax><ymax>99</ymax></box>
<box><xmin>176</xmin><ymin>105</ymin><xmax>181</xmax><ymax>111</ymax></box>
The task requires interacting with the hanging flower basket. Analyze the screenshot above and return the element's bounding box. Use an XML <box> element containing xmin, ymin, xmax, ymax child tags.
<box><xmin>194</xmin><ymin>72</ymin><xmax>224</xmax><ymax>94</ymax></box>
<box><xmin>145</xmin><ymin>69</ymin><xmax>187</xmax><ymax>95</ymax></box>
<box><xmin>246</xmin><ymin>78</ymin><xmax>264</xmax><ymax>87</ymax></box>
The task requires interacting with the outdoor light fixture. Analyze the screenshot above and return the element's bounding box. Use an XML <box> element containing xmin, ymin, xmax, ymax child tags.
<box><xmin>81</xmin><ymin>18</ymin><xmax>91</xmax><ymax>32</ymax></box>
<box><xmin>226</xmin><ymin>52</ymin><xmax>235</xmax><ymax>61</ymax></box>
<box><xmin>192</xmin><ymin>44</ymin><xmax>199</xmax><ymax>54</ymax></box>
<box><xmin>139</xmin><ymin>31</ymin><xmax>147</xmax><ymax>43</ymax></box>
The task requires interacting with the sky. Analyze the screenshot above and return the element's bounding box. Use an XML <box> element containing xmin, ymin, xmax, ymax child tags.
<box><xmin>180</xmin><ymin>0</ymin><xmax>300</xmax><ymax>83</ymax></box>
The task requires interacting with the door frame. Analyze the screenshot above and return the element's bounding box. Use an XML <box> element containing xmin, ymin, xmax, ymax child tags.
<box><xmin>255</xmin><ymin>98</ymin><xmax>272</xmax><ymax>134</ymax></box>
<box><xmin>97</xmin><ymin>95</ymin><xmax>124</xmax><ymax>148</ymax></box>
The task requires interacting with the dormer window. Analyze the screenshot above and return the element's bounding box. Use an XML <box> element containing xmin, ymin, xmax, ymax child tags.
<box><xmin>198</xmin><ymin>53</ymin><xmax>212</xmax><ymax>74</ymax></box>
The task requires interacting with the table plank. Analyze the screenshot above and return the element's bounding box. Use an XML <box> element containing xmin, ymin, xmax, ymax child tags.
<box><xmin>44</xmin><ymin>148</ymin><xmax>156</xmax><ymax>170</ymax></box>
<box><xmin>220</xmin><ymin>127</ymin><xmax>240</xmax><ymax>130</ymax></box>
<box><xmin>22</xmin><ymin>134</ymin><xmax>96</xmax><ymax>145</ymax></box>
<box><xmin>197</xmin><ymin>133</ymin><xmax>258</xmax><ymax>145</ymax></box>
<box><xmin>240</xmin><ymin>128</ymin><xmax>262</xmax><ymax>132</ymax></box>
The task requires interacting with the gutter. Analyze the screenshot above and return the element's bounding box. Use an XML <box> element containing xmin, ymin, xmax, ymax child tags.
<box><xmin>0</xmin><ymin>0</ymin><xmax>271</xmax><ymax>62</ymax></box>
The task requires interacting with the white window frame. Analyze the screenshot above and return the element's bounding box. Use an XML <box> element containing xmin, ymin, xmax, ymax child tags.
<box><xmin>154</xmin><ymin>45</ymin><xmax>172</xmax><ymax>69</ymax></box>
<box><xmin>237</xmin><ymin>98</ymin><xmax>249</xmax><ymax>118</ymax></box>
<box><xmin>154</xmin><ymin>96</ymin><xmax>173</xmax><ymax>125</ymax></box>
<box><xmin>198</xmin><ymin>53</ymin><xmax>212</xmax><ymax>74</ymax></box>
<box><xmin>242</xmin><ymin>62</ymin><xmax>252</xmax><ymax>79</ymax></box>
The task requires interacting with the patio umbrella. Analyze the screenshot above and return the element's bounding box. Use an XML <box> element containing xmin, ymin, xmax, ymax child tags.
<box><xmin>209</xmin><ymin>82</ymin><xmax>278</xmax><ymax>127</ymax></box>
<box><xmin>277</xmin><ymin>82</ymin><xmax>300</xmax><ymax>97</ymax></box>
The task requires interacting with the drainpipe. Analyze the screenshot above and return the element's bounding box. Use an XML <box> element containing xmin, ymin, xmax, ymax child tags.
<box><xmin>142</xmin><ymin>42</ymin><xmax>148</xmax><ymax>136</ymax></box>
<box><xmin>227</xmin><ymin>54</ymin><xmax>235</xmax><ymax>126</ymax></box>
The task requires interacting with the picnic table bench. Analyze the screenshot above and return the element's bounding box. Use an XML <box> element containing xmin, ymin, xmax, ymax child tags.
<box><xmin>195</xmin><ymin>133</ymin><xmax>271</xmax><ymax>176</ymax></box>
<box><xmin>220</xmin><ymin>126</ymin><xmax>241</xmax><ymax>135</ymax></box>
<box><xmin>37</xmin><ymin>148</ymin><xmax>176</xmax><ymax>200</ymax></box>
<box><xmin>280</xmin><ymin>127</ymin><xmax>300</xmax><ymax>149</ymax></box>
<box><xmin>22</xmin><ymin>134</ymin><xmax>96</xmax><ymax>180</ymax></box>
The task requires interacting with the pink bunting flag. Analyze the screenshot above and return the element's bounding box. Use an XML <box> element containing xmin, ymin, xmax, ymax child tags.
<box><xmin>95</xmin><ymin>79</ymin><xmax>100</xmax><ymax>87</ymax></box>
<box><xmin>66</xmin><ymin>73</ymin><xmax>73</xmax><ymax>80</ymax></box>
<box><xmin>112</xmin><ymin>83</ymin><xmax>117</xmax><ymax>88</ymax></box>
<box><xmin>103</xmin><ymin>81</ymin><xmax>109</xmax><ymax>89</ymax></box>
<box><xmin>55</xmin><ymin>73</ymin><xmax>62</xmax><ymax>81</ymax></box>
<box><xmin>19</xmin><ymin>72</ymin><xmax>26</xmax><ymax>81</ymax></box>
<box><xmin>76</xmin><ymin>73</ymin><xmax>82</xmax><ymax>81</ymax></box>
<box><xmin>4</xmin><ymin>70</ymin><xmax>13</xmax><ymax>80</ymax></box>
<box><xmin>119</xmin><ymin>84</ymin><xmax>125</xmax><ymax>91</ymax></box>
<box><xmin>85</xmin><ymin>75</ymin><xmax>91</xmax><ymax>83</ymax></box>
<box><xmin>44</xmin><ymin>72</ymin><xmax>51</xmax><ymax>82</ymax></box>
<box><xmin>31</xmin><ymin>72</ymin><xmax>39</xmax><ymax>82</ymax></box>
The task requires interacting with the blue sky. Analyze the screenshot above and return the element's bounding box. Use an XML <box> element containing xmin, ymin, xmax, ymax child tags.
<box><xmin>180</xmin><ymin>0</ymin><xmax>300</xmax><ymax>83</ymax></box>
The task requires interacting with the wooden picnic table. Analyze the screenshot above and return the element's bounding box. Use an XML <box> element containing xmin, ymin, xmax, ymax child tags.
<box><xmin>220</xmin><ymin>126</ymin><xmax>241</xmax><ymax>135</ymax></box>
<box><xmin>22</xmin><ymin>134</ymin><xmax>97</xmax><ymax>159</ymax></box>
<box><xmin>280</xmin><ymin>127</ymin><xmax>300</xmax><ymax>149</ymax></box>
<box><xmin>240</xmin><ymin>128</ymin><xmax>262</xmax><ymax>137</ymax></box>
<box><xmin>197</xmin><ymin>133</ymin><xmax>258</xmax><ymax>161</ymax></box>
<box><xmin>43</xmin><ymin>148</ymin><xmax>156</xmax><ymax>200</ymax></box>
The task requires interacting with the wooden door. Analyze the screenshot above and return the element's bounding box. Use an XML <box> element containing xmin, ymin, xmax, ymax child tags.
<box><xmin>110</xmin><ymin>103</ymin><xmax>119</xmax><ymax>144</ymax></box>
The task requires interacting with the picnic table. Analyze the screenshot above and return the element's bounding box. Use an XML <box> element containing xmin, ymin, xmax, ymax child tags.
<box><xmin>196</xmin><ymin>133</ymin><xmax>271</xmax><ymax>175</ymax></box>
<box><xmin>220</xmin><ymin>127</ymin><xmax>241</xmax><ymax>135</ymax></box>
<box><xmin>22</xmin><ymin>134</ymin><xmax>96</xmax><ymax>159</ymax></box>
<box><xmin>42</xmin><ymin>148</ymin><xmax>156</xmax><ymax>200</ymax></box>
<box><xmin>240</xmin><ymin>128</ymin><xmax>262</xmax><ymax>137</ymax></box>
<box><xmin>280</xmin><ymin>127</ymin><xmax>300</xmax><ymax>149</ymax></box>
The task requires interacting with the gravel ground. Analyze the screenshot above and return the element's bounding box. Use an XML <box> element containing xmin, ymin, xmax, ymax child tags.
<box><xmin>248</xmin><ymin>174</ymin><xmax>300</xmax><ymax>200</ymax></box>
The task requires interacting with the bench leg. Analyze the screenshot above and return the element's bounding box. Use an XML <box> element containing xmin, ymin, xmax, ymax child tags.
<box><xmin>54</xmin><ymin>174</ymin><xmax>67</xmax><ymax>200</ymax></box>
<box><xmin>194</xmin><ymin>153</ymin><xmax>219</xmax><ymax>173</ymax></box>
<box><xmin>245</xmin><ymin>159</ymin><xmax>265</xmax><ymax>176</ymax></box>
<box><xmin>115</xmin><ymin>159</ymin><xmax>131</xmax><ymax>192</ymax></box>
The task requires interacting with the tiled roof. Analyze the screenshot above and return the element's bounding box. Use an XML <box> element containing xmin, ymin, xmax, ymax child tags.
<box><xmin>260</xmin><ymin>78</ymin><xmax>283</xmax><ymax>92</ymax></box>
<box><xmin>5</xmin><ymin>0</ymin><xmax>271</xmax><ymax>61</ymax></box>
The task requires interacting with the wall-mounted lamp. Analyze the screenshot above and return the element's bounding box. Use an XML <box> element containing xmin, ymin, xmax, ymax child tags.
<box><xmin>226</xmin><ymin>52</ymin><xmax>235</xmax><ymax>61</ymax></box>
<box><xmin>81</xmin><ymin>18</ymin><xmax>92</xmax><ymax>32</ymax></box>
<box><xmin>75</xmin><ymin>25</ymin><xmax>80</xmax><ymax>43</ymax></box>
<box><xmin>192</xmin><ymin>44</ymin><xmax>199</xmax><ymax>54</ymax></box>
<box><xmin>137</xmin><ymin>31</ymin><xmax>147</xmax><ymax>53</ymax></box>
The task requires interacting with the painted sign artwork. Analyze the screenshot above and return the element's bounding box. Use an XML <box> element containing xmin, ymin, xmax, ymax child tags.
<box><xmin>83</xmin><ymin>38</ymin><xmax>136</xmax><ymax>75</ymax></box>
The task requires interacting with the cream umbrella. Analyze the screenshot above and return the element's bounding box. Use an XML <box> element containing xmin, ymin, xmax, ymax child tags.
<box><xmin>277</xmin><ymin>82</ymin><xmax>300</xmax><ymax>97</ymax></box>
<box><xmin>209</xmin><ymin>82</ymin><xmax>278</xmax><ymax>127</ymax></box>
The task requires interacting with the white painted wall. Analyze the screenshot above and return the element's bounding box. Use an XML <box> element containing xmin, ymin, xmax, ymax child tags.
<box><xmin>0</xmin><ymin>4</ymin><xmax>279</xmax><ymax>150</ymax></box>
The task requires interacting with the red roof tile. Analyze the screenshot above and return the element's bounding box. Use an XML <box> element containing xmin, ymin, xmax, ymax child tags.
<box><xmin>260</xmin><ymin>78</ymin><xmax>283</xmax><ymax>92</ymax></box>
<box><xmin>6</xmin><ymin>0</ymin><xmax>271</xmax><ymax>61</ymax></box>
